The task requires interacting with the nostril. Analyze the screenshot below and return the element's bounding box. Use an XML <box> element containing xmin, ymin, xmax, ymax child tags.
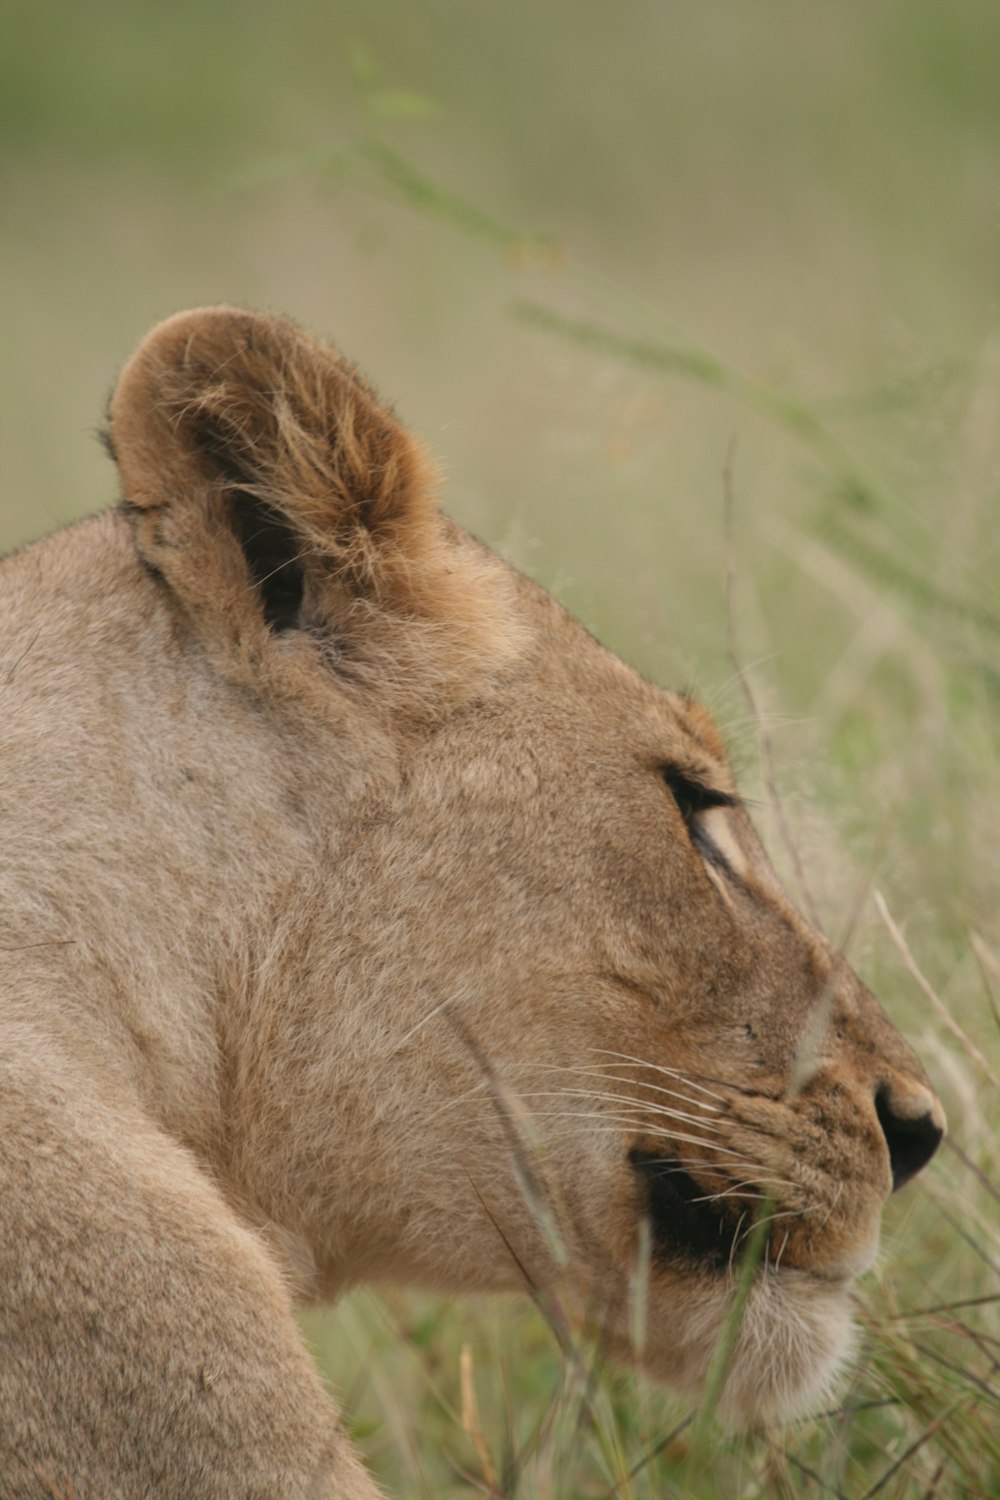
<box><xmin>874</xmin><ymin>1083</ymin><xmax>944</xmax><ymax>1191</ymax></box>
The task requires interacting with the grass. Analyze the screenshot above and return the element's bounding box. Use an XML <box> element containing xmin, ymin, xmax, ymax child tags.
<box><xmin>3</xmin><ymin>5</ymin><xmax>999</xmax><ymax>1495</ymax></box>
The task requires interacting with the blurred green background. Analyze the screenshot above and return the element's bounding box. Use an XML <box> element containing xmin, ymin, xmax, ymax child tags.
<box><xmin>3</xmin><ymin>3</ymin><xmax>998</xmax><ymax>1495</ymax></box>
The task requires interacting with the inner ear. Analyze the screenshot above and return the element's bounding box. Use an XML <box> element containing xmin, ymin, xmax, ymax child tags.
<box><xmin>230</xmin><ymin>493</ymin><xmax>307</xmax><ymax>632</ymax></box>
<box><xmin>181</xmin><ymin>401</ymin><xmax>308</xmax><ymax>634</ymax></box>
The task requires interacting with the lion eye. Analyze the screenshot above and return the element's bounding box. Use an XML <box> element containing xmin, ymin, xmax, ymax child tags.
<box><xmin>661</xmin><ymin>767</ymin><xmax>740</xmax><ymax>871</ymax></box>
<box><xmin>661</xmin><ymin>767</ymin><xmax>736</xmax><ymax>823</ymax></box>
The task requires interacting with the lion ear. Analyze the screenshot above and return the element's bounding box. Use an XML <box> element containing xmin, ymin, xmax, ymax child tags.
<box><xmin>107</xmin><ymin>307</ymin><xmax>516</xmax><ymax>698</ymax></box>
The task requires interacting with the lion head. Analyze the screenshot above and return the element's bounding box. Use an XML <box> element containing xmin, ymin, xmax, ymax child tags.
<box><xmin>85</xmin><ymin>307</ymin><xmax>945</xmax><ymax>1428</ymax></box>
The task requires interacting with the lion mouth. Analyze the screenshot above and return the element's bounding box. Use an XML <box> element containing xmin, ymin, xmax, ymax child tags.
<box><xmin>629</xmin><ymin>1150</ymin><xmax>746</xmax><ymax>1268</ymax></box>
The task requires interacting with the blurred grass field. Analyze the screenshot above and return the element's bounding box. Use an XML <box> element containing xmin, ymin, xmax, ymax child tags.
<box><xmin>2</xmin><ymin>3</ymin><xmax>998</xmax><ymax>1495</ymax></box>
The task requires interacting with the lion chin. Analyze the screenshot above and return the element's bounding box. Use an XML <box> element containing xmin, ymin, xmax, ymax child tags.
<box><xmin>587</xmin><ymin>1260</ymin><xmax>851</xmax><ymax>1422</ymax></box>
<box><xmin>635</xmin><ymin>1270</ymin><xmax>857</xmax><ymax>1428</ymax></box>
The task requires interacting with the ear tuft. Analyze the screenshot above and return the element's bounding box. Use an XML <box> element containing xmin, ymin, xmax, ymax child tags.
<box><xmin>109</xmin><ymin>306</ymin><xmax>436</xmax><ymax>567</ymax></box>
<box><xmin>106</xmin><ymin>308</ymin><xmax>526</xmax><ymax>708</ymax></box>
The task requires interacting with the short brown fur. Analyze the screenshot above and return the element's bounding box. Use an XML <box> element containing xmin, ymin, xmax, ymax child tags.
<box><xmin>0</xmin><ymin>309</ymin><xmax>943</xmax><ymax>1497</ymax></box>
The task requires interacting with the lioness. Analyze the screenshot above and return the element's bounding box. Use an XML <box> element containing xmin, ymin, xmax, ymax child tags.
<box><xmin>0</xmin><ymin>308</ymin><xmax>944</xmax><ymax>1498</ymax></box>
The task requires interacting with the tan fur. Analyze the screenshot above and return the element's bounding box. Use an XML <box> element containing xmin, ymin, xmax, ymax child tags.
<box><xmin>0</xmin><ymin>308</ymin><xmax>944</xmax><ymax>1497</ymax></box>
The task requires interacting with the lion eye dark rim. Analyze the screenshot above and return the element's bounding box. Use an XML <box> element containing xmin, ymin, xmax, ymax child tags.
<box><xmin>661</xmin><ymin>766</ymin><xmax>740</xmax><ymax>873</ymax></box>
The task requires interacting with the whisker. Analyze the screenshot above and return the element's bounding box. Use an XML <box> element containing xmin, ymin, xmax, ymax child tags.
<box><xmin>734</xmin><ymin>1205</ymin><xmax>817</xmax><ymax>1254</ymax></box>
<box><xmin>808</xmin><ymin>1179</ymin><xmax>843</xmax><ymax>1239</ymax></box>
<box><xmin>527</xmin><ymin>1110</ymin><xmax>775</xmax><ymax>1164</ymax></box>
<box><xmin>691</xmin><ymin>1182</ymin><xmax>766</xmax><ymax>1203</ymax></box>
<box><xmin>627</xmin><ymin>1152</ymin><xmax>797</xmax><ymax>1194</ymax></box>
<box><xmin>729</xmin><ymin>1211</ymin><xmax>748</xmax><ymax>1273</ymax></box>
<box><xmin>532</xmin><ymin>1066</ymin><xmax>722</xmax><ymax>1122</ymax></box>
<box><xmin>527</xmin><ymin>1064</ymin><xmax>721</xmax><ymax>1115</ymax></box>
<box><xmin>518</xmin><ymin>1088</ymin><xmax>726</xmax><ymax>1134</ymax></box>
<box><xmin>588</xmin><ymin>1050</ymin><xmax>728</xmax><ymax>1103</ymax></box>
<box><xmin>619</xmin><ymin>1074</ymin><xmax>722</xmax><ymax>1114</ymax></box>
<box><xmin>548</xmin><ymin>1116</ymin><xmax>797</xmax><ymax>1194</ymax></box>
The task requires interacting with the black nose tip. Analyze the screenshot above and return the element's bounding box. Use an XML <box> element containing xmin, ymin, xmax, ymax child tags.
<box><xmin>875</xmin><ymin>1084</ymin><xmax>944</xmax><ymax>1191</ymax></box>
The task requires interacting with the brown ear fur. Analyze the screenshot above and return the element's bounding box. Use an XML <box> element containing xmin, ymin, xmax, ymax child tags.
<box><xmin>108</xmin><ymin>307</ymin><xmax>521</xmax><ymax>705</ymax></box>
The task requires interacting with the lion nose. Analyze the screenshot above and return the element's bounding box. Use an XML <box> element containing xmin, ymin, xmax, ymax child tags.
<box><xmin>874</xmin><ymin>1080</ymin><xmax>945</xmax><ymax>1191</ymax></box>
